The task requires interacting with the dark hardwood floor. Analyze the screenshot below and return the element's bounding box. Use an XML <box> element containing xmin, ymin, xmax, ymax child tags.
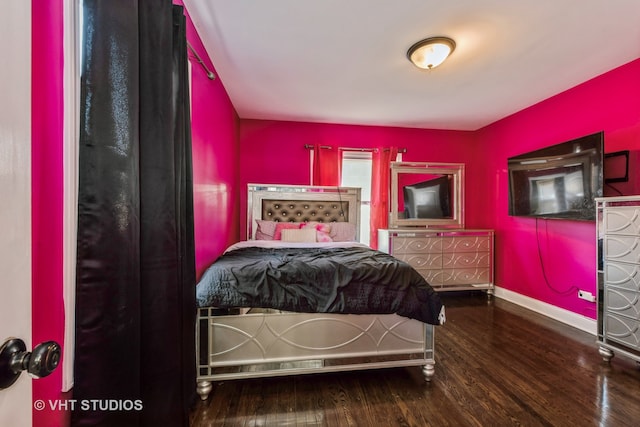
<box><xmin>189</xmin><ymin>292</ymin><xmax>640</xmax><ymax>426</ymax></box>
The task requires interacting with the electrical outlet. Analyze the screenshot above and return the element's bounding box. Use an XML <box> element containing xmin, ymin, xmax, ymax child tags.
<box><xmin>578</xmin><ymin>290</ymin><xmax>596</xmax><ymax>303</ymax></box>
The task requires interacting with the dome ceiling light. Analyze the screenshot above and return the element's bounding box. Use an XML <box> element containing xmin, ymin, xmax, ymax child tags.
<box><xmin>407</xmin><ymin>36</ymin><xmax>456</xmax><ymax>70</ymax></box>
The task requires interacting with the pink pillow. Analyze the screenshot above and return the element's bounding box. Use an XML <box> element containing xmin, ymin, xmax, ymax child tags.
<box><xmin>301</xmin><ymin>222</ymin><xmax>333</xmax><ymax>242</ymax></box>
<box><xmin>255</xmin><ymin>220</ymin><xmax>277</xmax><ymax>240</ymax></box>
<box><xmin>316</xmin><ymin>231</ymin><xmax>333</xmax><ymax>243</ymax></box>
<box><xmin>273</xmin><ymin>222</ymin><xmax>301</xmax><ymax>240</ymax></box>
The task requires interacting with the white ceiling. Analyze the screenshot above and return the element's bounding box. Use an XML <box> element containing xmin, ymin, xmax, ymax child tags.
<box><xmin>184</xmin><ymin>0</ymin><xmax>640</xmax><ymax>131</ymax></box>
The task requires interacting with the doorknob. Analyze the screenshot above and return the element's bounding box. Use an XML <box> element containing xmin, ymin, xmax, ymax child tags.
<box><xmin>0</xmin><ymin>338</ymin><xmax>61</xmax><ymax>390</ymax></box>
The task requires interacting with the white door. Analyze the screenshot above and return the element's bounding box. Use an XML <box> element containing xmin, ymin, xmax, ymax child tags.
<box><xmin>0</xmin><ymin>0</ymin><xmax>33</xmax><ymax>425</ymax></box>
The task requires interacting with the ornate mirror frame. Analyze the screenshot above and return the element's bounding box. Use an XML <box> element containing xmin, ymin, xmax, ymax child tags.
<box><xmin>389</xmin><ymin>162</ymin><xmax>465</xmax><ymax>229</ymax></box>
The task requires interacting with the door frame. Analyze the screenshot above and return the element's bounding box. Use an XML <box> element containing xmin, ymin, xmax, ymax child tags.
<box><xmin>61</xmin><ymin>0</ymin><xmax>80</xmax><ymax>393</ymax></box>
<box><xmin>0</xmin><ymin>0</ymin><xmax>33</xmax><ymax>425</ymax></box>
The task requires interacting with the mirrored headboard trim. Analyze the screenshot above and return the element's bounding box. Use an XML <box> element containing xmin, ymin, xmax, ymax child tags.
<box><xmin>247</xmin><ymin>184</ymin><xmax>361</xmax><ymax>240</ymax></box>
<box><xmin>389</xmin><ymin>162</ymin><xmax>465</xmax><ymax>229</ymax></box>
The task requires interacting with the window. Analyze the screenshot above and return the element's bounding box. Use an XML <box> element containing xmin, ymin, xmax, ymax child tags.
<box><xmin>340</xmin><ymin>151</ymin><xmax>372</xmax><ymax>246</ymax></box>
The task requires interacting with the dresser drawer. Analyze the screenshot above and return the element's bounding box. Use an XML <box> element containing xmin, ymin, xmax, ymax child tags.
<box><xmin>441</xmin><ymin>268</ymin><xmax>491</xmax><ymax>286</ymax></box>
<box><xmin>603</xmin><ymin>235</ymin><xmax>640</xmax><ymax>264</ymax></box>
<box><xmin>394</xmin><ymin>253</ymin><xmax>443</xmax><ymax>270</ymax></box>
<box><xmin>441</xmin><ymin>235</ymin><xmax>491</xmax><ymax>253</ymax></box>
<box><xmin>603</xmin><ymin>206</ymin><xmax>640</xmax><ymax>235</ymax></box>
<box><xmin>442</xmin><ymin>252</ymin><xmax>491</xmax><ymax>269</ymax></box>
<box><xmin>605</xmin><ymin>261</ymin><xmax>640</xmax><ymax>292</ymax></box>
<box><xmin>413</xmin><ymin>269</ymin><xmax>443</xmax><ymax>286</ymax></box>
<box><xmin>605</xmin><ymin>287</ymin><xmax>640</xmax><ymax>320</ymax></box>
<box><xmin>391</xmin><ymin>236</ymin><xmax>441</xmax><ymax>254</ymax></box>
<box><xmin>604</xmin><ymin>312</ymin><xmax>640</xmax><ymax>351</ymax></box>
<box><xmin>413</xmin><ymin>269</ymin><xmax>492</xmax><ymax>287</ymax></box>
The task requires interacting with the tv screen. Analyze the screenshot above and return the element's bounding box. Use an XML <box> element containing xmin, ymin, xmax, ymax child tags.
<box><xmin>507</xmin><ymin>131</ymin><xmax>603</xmax><ymax>221</ymax></box>
<box><xmin>403</xmin><ymin>175</ymin><xmax>451</xmax><ymax>219</ymax></box>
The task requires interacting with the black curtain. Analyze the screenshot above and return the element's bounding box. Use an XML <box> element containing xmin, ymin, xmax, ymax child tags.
<box><xmin>73</xmin><ymin>1</ymin><xmax>196</xmax><ymax>426</ymax></box>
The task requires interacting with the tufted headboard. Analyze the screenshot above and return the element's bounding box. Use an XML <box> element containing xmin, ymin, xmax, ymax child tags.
<box><xmin>247</xmin><ymin>184</ymin><xmax>361</xmax><ymax>240</ymax></box>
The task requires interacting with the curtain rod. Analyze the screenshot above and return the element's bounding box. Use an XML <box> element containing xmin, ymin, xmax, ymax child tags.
<box><xmin>340</xmin><ymin>147</ymin><xmax>377</xmax><ymax>152</ymax></box>
<box><xmin>304</xmin><ymin>144</ymin><xmax>406</xmax><ymax>153</ymax></box>
<box><xmin>304</xmin><ymin>144</ymin><xmax>332</xmax><ymax>149</ymax></box>
<box><xmin>187</xmin><ymin>42</ymin><xmax>215</xmax><ymax>80</ymax></box>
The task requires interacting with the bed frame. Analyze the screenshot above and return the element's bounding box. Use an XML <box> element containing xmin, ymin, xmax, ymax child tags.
<box><xmin>195</xmin><ymin>184</ymin><xmax>437</xmax><ymax>400</ymax></box>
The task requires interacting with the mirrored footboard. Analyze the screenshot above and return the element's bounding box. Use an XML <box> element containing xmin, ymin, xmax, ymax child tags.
<box><xmin>196</xmin><ymin>308</ymin><xmax>436</xmax><ymax>400</ymax></box>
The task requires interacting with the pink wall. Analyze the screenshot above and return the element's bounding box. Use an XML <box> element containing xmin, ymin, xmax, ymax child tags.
<box><xmin>238</xmin><ymin>60</ymin><xmax>640</xmax><ymax>320</ymax></box>
<box><xmin>31</xmin><ymin>0</ymin><xmax>70</xmax><ymax>426</ymax></box>
<box><xmin>477</xmin><ymin>58</ymin><xmax>640</xmax><ymax>319</ymax></box>
<box><xmin>239</xmin><ymin>119</ymin><xmax>481</xmax><ymax>238</ymax></box>
<box><xmin>180</xmin><ymin>3</ymin><xmax>241</xmax><ymax>279</ymax></box>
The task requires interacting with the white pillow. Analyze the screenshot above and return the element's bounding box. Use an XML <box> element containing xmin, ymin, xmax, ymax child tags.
<box><xmin>280</xmin><ymin>228</ymin><xmax>317</xmax><ymax>243</ymax></box>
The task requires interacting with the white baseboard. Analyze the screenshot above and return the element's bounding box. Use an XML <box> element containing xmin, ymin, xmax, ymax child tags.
<box><xmin>493</xmin><ymin>286</ymin><xmax>597</xmax><ymax>336</ymax></box>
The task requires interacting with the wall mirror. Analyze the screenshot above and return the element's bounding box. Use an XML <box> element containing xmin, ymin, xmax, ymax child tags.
<box><xmin>389</xmin><ymin>162</ymin><xmax>465</xmax><ymax>229</ymax></box>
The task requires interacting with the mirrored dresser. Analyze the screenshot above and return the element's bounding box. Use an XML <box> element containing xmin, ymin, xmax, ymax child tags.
<box><xmin>596</xmin><ymin>196</ymin><xmax>640</xmax><ymax>364</ymax></box>
<box><xmin>381</xmin><ymin>161</ymin><xmax>493</xmax><ymax>293</ymax></box>
<box><xmin>378</xmin><ymin>229</ymin><xmax>494</xmax><ymax>293</ymax></box>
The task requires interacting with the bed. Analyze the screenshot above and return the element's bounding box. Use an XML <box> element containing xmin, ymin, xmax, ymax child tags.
<box><xmin>195</xmin><ymin>184</ymin><xmax>445</xmax><ymax>400</ymax></box>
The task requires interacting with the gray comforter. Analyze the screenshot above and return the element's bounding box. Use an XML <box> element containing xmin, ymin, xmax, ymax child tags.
<box><xmin>196</xmin><ymin>244</ymin><xmax>444</xmax><ymax>325</ymax></box>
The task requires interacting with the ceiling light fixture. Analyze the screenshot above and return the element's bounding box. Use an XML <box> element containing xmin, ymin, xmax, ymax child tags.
<box><xmin>407</xmin><ymin>36</ymin><xmax>456</xmax><ymax>70</ymax></box>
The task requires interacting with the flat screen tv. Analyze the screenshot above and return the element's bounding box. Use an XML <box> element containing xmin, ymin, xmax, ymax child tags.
<box><xmin>507</xmin><ymin>131</ymin><xmax>603</xmax><ymax>221</ymax></box>
<box><xmin>403</xmin><ymin>175</ymin><xmax>451</xmax><ymax>219</ymax></box>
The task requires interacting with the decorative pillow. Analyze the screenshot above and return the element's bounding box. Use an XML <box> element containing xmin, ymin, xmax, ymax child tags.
<box><xmin>281</xmin><ymin>228</ymin><xmax>317</xmax><ymax>243</ymax></box>
<box><xmin>301</xmin><ymin>221</ymin><xmax>333</xmax><ymax>242</ymax></box>
<box><xmin>255</xmin><ymin>220</ymin><xmax>277</xmax><ymax>240</ymax></box>
<box><xmin>329</xmin><ymin>222</ymin><xmax>357</xmax><ymax>242</ymax></box>
<box><xmin>273</xmin><ymin>222</ymin><xmax>302</xmax><ymax>240</ymax></box>
<box><xmin>316</xmin><ymin>231</ymin><xmax>333</xmax><ymax>243</ymax></box>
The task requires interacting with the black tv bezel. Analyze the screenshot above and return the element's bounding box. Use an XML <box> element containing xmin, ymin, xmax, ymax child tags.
<box><xmin>507</xmin><ymin>131</ymin><xmax>604</xmax><ymax>221</ymax></box>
